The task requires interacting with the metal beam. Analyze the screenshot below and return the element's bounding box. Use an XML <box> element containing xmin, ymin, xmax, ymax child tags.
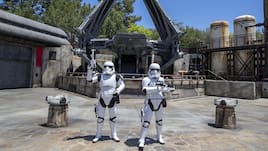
<box><xmin>143</xmin><ymin>0</ymin><xmax>183</xmax><ymax>72</ymax></box>
<box><xmin>77</xmin><ymin>0</ymin><xmax>115</xmax><ymax>48</ymax></box>
<box><xmin>200</xmin><ymin>44</ymin><xmax>268</xmax><ymax>53</ymax></box>
<box><xmin>264</xmin><ymin>0</ymin><xmax>268</xmax><ymax>78</ymax></box>
<box><xmin>143</xmin><ymin>0</ymin><xmax>182</xmax><ymax>42</ymax></box>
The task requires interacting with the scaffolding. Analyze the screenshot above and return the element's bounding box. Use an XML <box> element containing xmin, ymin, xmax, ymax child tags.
<box><xmin>200</xmin><ymin>42</ymin><xmax>267</xmax><ymax>81</ymax></box>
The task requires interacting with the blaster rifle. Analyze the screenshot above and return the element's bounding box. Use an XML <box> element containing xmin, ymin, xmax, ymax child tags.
<box><xmin>156</xmin><ymin>81</ymin><xmax>175</xmax><ymax>92</ymax></box>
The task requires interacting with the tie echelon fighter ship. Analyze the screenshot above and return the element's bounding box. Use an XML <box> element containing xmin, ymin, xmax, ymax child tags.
<box><xmin>73</xmin><ymin>0</ymin><xmax>184</xmax><ymax>73</ymax></box>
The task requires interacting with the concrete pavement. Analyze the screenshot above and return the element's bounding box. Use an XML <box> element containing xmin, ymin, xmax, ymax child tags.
<box><xmin>0</xmin><ymin>88</ymin><xmax>267</xmax><ymax>151</ymax></box>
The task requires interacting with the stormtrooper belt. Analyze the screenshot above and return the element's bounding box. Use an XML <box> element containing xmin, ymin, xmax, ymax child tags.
<box><xmin>148</xmin><ymin>99</ymin><xmax>167</xmax><ymax>111</ymax></box>
<box><xmin>99</xmin><ymin>95</ymin><xmax>118</xmax><ymax>108</ymax></box>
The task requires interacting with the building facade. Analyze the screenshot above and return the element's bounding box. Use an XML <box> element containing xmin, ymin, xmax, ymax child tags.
<box><xmin>0</xmin><ymin>10</ymin><xmax>76</xmax><ymax>89</ymax></box>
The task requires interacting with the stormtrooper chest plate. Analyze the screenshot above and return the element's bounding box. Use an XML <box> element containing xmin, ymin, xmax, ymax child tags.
<box><xmin>147</xmin><ymin>78</ymin><xmax>163</xmax><ymax>100</ymax></box>
<box><xmin>148</xmin><ymin>79</ymin><xmax>157</xmax><ymax>87</ymax></box>
<box><xmin>100</xmin><ymin>74</ymin><xmax>117</xmax><ymax>94</ymax></box>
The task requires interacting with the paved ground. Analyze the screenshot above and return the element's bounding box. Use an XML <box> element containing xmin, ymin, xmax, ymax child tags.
<box><xmin>0</xmin><ymin>88</ymin><xmax>267</xmax><ymax>151</ymax></box>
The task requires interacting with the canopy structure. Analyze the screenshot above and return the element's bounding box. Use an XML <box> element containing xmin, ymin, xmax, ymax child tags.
<box><xmin>77</xmin><ymin>0</ymin><xmax>183</xmax><ymax>72</ymax></box>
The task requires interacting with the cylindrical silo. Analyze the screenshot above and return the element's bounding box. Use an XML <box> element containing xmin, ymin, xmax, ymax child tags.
<box><xmin>234</xmin><ymin>15</ymin><xmax>256</xmax><ymax>76</ymax></box>
<box><xmin>210</xmin><ymin>21</ymin><xmax>229</xmax><ymax>76</ymax></box>
<box><xmin>210</xmin><ymin>21</ymin><xmax>229</xmax><ymax>48</ymax></box>
<box><xmin>234</xmin><ymin>15</ymin><xmax>256</xmax><ymax>46</ymax></box>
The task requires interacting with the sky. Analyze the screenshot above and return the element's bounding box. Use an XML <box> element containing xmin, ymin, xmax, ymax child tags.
<box><xmin>82</xmin><ymin>0</ymin><xmax>263</xmax><ymax>32</ymax></box>
<box><xmin>0</xmin><ymin>0</ymin><xmax>263</xmax><ymax>31</ymax></box>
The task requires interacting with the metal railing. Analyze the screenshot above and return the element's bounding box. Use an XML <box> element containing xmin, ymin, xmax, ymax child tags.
<box><xmin>66</xmin><ymin>72</ymin><xmax>206</xmax><ymax>81</ymax></box>
<box><xmin>208</xmin><ymin>33</ymin><xmax>264</xmax><ymax>48</ymax></box>
<box><xmin>205</xmin><ymin>70</ymin><xmax>227</xmax><ymax>81</ymax></box>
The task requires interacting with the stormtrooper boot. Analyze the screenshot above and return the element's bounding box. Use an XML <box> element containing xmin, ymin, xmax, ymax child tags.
<box><xmin>138</xmin><ymin>127</ymin><xmax>148</xmax><ymax>150</ymax></box>
<box><xmin>92</xmin><ymin>122</ymin><xmax>103</xmax><ymax>143</ymax></box>
<box><xmin>109</xmin><ymin>120</ymin><xmax>120</xmax><ymax>142</ymax></box>
<box><xmin>156</xmin><ymin>124</ymin><xmax>165</xmax><ymax>144</ymax></box>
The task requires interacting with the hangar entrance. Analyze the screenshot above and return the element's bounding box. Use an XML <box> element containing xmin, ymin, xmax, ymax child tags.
<box><xmin>121</xmin><ymin>55</ymin><xmax>136</xmax><ymax>73</ymax></box>
<box><xmin>0</xmin><ymin>43</ymin><xmax>33</xmax><ymax>89</ymax></box>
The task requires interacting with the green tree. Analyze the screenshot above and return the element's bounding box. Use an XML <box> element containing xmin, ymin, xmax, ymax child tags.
<box><xmin>177</xmin><ymin>23</ymin><xmax>209</xmax><ymax>48</ymax></box>
<box><xmin>150</xmin><ymin>29</ymin><xmax>161</xmax><ymax>40</ymax></box>
<box><xmin>43</xmin><ymin>0</ymin><xmax>92</xmax><ymax>43</ymax></box>
<box><xmin>0</xmin><ymin>0</ymin><xmax>41</xmax><ymax>20</ymax></box>
<box><xmin>0</xmin><ymin>0</ymin><xmax>92</xmax><ymax>44</ymax></box>
<box><xmin>99</xmin><ymin>0</ymin><xmax>141</xmax><ymax>38</ymax></box>
<box><xmin>127</xmin><ymin>24</ymin><xmax>159</xmax><ymax>40</ymax></box>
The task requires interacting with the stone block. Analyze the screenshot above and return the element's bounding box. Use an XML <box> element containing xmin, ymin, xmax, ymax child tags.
<box><xmin>215</xmin><ymin>106</ymin><xmax>236</xmax><ymax>129</ymax></box>
<box><xmin>47</xmin><ymin>104</ymin><xmax>68</xmax><ymax>127</ymax></box>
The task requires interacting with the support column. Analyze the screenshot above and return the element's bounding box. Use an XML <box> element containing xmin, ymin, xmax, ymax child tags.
<box><xmin>151</xmin><ymin>51</ymin><xmax>155</xmax><ymax>63</ymax></box>
<box><xmin>136</xmin><ymin>55</ymin><xmax>139</xmax><ymax>74</ymax></box>
<box><xmin>264</xmin><ymin>0</ymin><xmax>268</xmax><ymax>78</ymax></box>
<box><xmin>118</xmin><ymin>53</ymin><xmax>122</xmax><ymax>73</ymax></box>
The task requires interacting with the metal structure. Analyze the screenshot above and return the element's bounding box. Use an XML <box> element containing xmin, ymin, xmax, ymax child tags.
<box><xmin>201</xmin><ymin>43</ymin><xmax>267</xmax><ymax>81</ymax></box>
<box><xmin>199</xmin><ymin>0</ymin><xmax>268</xmax><ymax>81</ymax></box>
<box><xmin>75</xmin><ymin>0</ymin><xmax>183</xmax><ymax>73</ymax></box>
<box><xmin>264</xmin><ymin>0</ymin><xmax>268</xmax><ymax>78</ymax></box>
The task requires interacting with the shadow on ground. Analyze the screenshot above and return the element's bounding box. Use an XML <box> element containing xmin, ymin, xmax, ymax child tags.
<box><xmin>66</xmin><ymin>135</ymin><xmax>111</xmax><ymax>142</ymax></box>
<box><xmin>124</xmin><ymin>137</ymin><xmax>158</xmax><ymax>147</ymax></box>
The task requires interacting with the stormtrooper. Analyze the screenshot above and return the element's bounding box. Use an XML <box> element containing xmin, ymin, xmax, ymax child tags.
<box><xmin>138</xmin><ymin>63</ymin><xmax>174</xmax><ymax>150</ymax></box>
<box><xmin>87</xmin><ymin>61</ymin><xmax>125</xmax><ymax>143</ymax></box>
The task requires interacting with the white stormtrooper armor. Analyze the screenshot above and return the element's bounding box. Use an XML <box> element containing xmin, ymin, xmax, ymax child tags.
<box><xmin>138</xmin><ymin>63</ymin><xmax>174</xmax><ymax>150</ymax></box>
<box><xmin>87</xmin><ymin>61</ymin><xmax>125</xmax><ymax>143</ymax></box>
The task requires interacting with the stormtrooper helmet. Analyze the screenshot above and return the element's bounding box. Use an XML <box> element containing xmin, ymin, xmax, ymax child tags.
<box><xmin>148</xmin><ymin>63</ymin><xmax>161</xmax><ymax>79</ymax></box>
<box><xmin>103</xmin><ymin>61</ymin><xmax>115</xmax><ymax>75</ymax></box>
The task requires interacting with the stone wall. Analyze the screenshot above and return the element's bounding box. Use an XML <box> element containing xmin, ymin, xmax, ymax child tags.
<box><xmin>58</xmin><ymin>76</ymin><xmax>97</xmax><ymax>98</ymax></box>
<box><xmin>42</xmin><ymin>45</ymin><xmax>72</xmax><ymax>87</ymax></box>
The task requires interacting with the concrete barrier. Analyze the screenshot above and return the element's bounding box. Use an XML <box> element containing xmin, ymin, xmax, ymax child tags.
<box><xmin>57</xmin><ymin>76</ymin><xmax>205</xmax><ymax>99</ymax></box>
<box><xmin>262</xmin><ymin>82</ymin><xmax>268</xmax><ymax>98</ymax></box>
<box><xmin>58</xmin><ymin>76</ymin><xmax>97</xmax><ymax>98</ymax></box>
<box><xmin>205</xmin><ymin>80</ymin><xmax>261</xmax><ymax>99</ymax></box>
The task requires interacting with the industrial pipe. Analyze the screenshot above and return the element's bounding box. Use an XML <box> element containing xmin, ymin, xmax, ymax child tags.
<box><xmin>0</xmin><ymin>10</ymin><xmax>67</xmax><ymax>39</ymax></box>
<box><xmin>0</xmin><ymin>22</ymin><xmax>70</xmax><ymax>46</ymax></box>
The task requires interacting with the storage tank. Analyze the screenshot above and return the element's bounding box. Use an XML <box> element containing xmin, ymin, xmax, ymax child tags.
<box><xmin>234</xmin><ymin>15</ymin><xmax>256</xmax><ymax>76</ymax></box>
<box><xmin>210</xmin><ymin>21</ymin><xmax>229</xmax><ymax>76</ymax></box>
<box><xmin>210</xmin><ymin>21</ymin><xmax>229</xmax><ymax>48</ymax></box>
<box><xmin>234</xmin><ymin>15</ymin><xmax>256</xmax><ymax>46</ymax></box>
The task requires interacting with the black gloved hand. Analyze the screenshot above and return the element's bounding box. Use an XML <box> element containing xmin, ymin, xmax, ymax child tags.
<box><xmin>113</xmin><ymin>93</ymin><xmax>120</xmax><ymax>104</ymax></box>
